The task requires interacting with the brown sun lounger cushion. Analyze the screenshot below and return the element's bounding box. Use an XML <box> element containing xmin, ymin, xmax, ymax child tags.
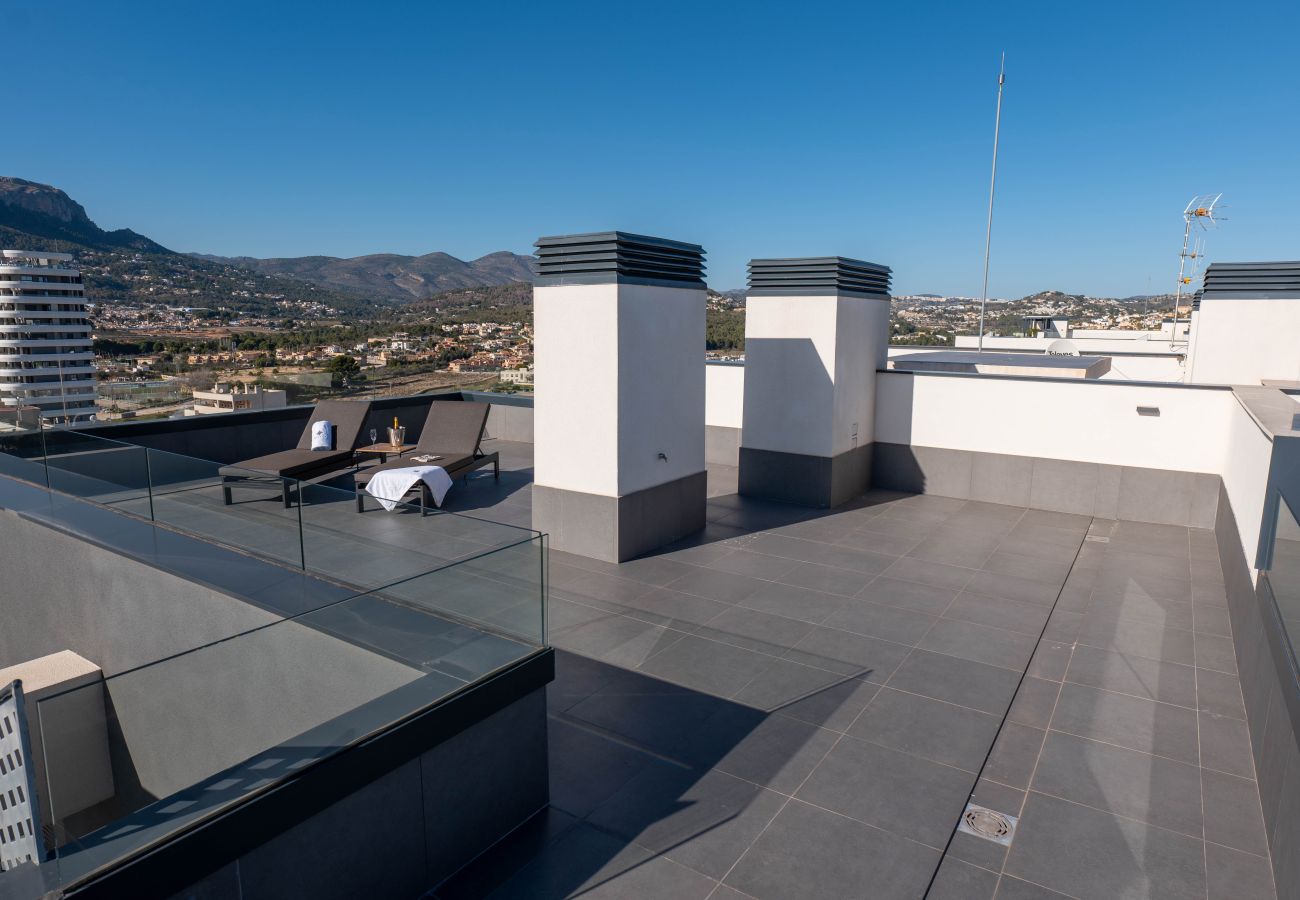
<box><xmin>222</xmin><ymin>399</ymin><xmax>373</xmax><ymax>478</ymax></box>
<box><xmin>354</xmin><ymin>401</ymin><xmax>490</xmax><ymax>490</ymax></box>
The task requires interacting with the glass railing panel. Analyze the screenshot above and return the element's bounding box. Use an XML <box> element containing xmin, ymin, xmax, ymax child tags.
<box><xmin>0</xmin><ymin>432</ymin><xmax>547</xmax><ymax>629</ymax></box>
<box><xmin>0</xmin><ymin>425</ymin><xmax>49</xmax><ymax>486</ymax></box>
<box><xmin>144</xmin><ymin>447</ymin><xmax>307</xmax><ymax>571</ymax></box>
<box><xmin>298</xmin><ymin>477</ymin><xmax>543</xmax><ymax>593</ymax></box>
<box><xmin>1268</xmin><ymin>494</ymin><xmax>1300</xmax><ymax>674</ymax></box>
<box><xmin>40</xmin><ymin>429</ymin><xmax>152</xmax><ymax>518</ymax></box>
<box><xmin>30</xmin><ymin>545</ymin><xmax>544</xmax><ymax>889</ymax></box>
<box><xmin>355</xmin><ymin>534</ymin><xmax>547</xmax><ymax>649</ymax></box>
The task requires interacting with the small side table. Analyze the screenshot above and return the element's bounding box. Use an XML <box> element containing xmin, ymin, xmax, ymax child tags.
<box><xmin>356</xmin><ymin>443</ymin><xmax>417</xmax><ymax>464</ymax></box>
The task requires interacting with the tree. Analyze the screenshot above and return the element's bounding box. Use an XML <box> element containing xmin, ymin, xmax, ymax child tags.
<box><xmin>327</xmin><ymin>353</ymin><xmax>361</xmax><ymax>385</ymax></box>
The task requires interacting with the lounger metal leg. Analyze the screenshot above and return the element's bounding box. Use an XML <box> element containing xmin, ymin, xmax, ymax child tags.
<box><xmin>356</xmin><ymin>491</ymin><xmax>365</xmax><ymax>513</ymax></box>
<box><xmin>282</xmin><ymin>479</ymin><xmax>293</xmax><ymax>508</ymax></box>
<box><xmin>493</xmin><ymin>458</ymin><xmax>500</xmax><ymax>479</ymax></box>
<box><xmin>222</xmin><ymin>483</ymin><xmax>232</xmax><ymax>505</ymax></box>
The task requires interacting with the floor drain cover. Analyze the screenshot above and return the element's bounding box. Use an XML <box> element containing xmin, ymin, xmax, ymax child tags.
<box><xmin>958</xmin><ymin>804</ymin><xmax>1017</xmax><ymax>846</ymax></box>
<box><xmin>1085</xmin><ymin>535</ymin><xmax>1110</xmax><ymax>543</ymax></box>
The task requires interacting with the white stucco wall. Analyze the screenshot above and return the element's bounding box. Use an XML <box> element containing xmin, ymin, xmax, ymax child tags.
<box><xmin>874</xmin><ymin>371</ymin><xmax>1234</xmax><ymax>474</ymax></box>
<box><xmin>1097</xmin><ymin>354</ymin><xmax>1188</xmax><ymax>382</ymax></box>
<box><xmin>741</xmin><ymin>294</ymin><xmax>889</xmax><ymax>458</ymax></box>
<box><xmin>1221</xmin><ymin>396</ymin><xmax>1274</xmax><ymax>579</ymax></box>
<box><xmin>709</xmin><ymin>357</ymin><xmax>1277</xmax><ymax>580</ymax></box>
<box><xmin>534</xmin><ymin>282</ymin><xmax>704</xmax><ymax>498</ymax></box>
<box><xmin>705</xmin><ymin>363</ymin><xmax>744</xmax><ymax>429</ymax></box>
<box><xmin>742</xmin><ymin>296</ymin><xmax>839</xmax><ymax>457</ymax></box>
<box><xmin>1187</xmin><ymin>298</ymin><xmax>1300</xmax><ymax>385</ymax></box>
<box><xmin>831</xmin><ymin>296</ymin><xmax>889</xmax><ymax>454</ymax></box>
<box><xmin>615</xmin><ymin>283</ymin><xmax>706</xmax><ymax>495</ymax></box>
<box><xmin>534</xmin><ymin>283</ymin><xmax>621</xmax><ymax>495</ymax></box>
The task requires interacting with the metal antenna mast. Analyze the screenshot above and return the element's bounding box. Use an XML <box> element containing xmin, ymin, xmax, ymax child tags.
<box><xmin>977</xmin><ymin>53</ymin><xmax>1006</xmax><ymax>353</ymax></box>
<box><xmin>1170</xmin><ymin>193</ymin><xmax>1223</xmax><ymax>346</ymax></box>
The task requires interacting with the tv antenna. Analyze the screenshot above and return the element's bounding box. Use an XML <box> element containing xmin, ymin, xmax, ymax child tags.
<box><xmin>976</xmin><ymin>53</ymin><xmax>1006</xmax><ymax>353</ymax></box>
<box><xmin>1170</xmin><ymin>193</ymin><xmax>1223</xmax><ymax>344</ymax></box>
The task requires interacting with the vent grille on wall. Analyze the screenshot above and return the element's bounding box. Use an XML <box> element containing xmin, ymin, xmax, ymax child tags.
<box><xmin>534</xmin><ymin>232</ymin><xmax>706</xmax><ymax>288</ymax></box>
<box><xmin>0</xmin><ymin>682</ymin><xmax>44</xmax><ymax>873</ymax></box>
<box><xmin>1201</xmin><ymin>261</ymin><xmax>1300</xmax><ymax>299</ymax></box>
<box><xmin>747</xmin><ymin>256</ymin><xmax>891</xmax><ymax>298</ymax></box>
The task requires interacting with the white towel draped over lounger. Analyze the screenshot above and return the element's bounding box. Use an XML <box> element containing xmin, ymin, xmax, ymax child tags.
<box><xmin>365</xmin><ymin>465</ymin><xmax>453</xmax><ymax>511</ymax></box>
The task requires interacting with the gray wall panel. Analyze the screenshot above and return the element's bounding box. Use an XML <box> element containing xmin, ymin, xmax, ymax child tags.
<box><xmin>237</xmin><ymin>760</ymin><xmax>427</xmax><ymax>900</ymax></box>
<box><xmin>155</xmin><ymin>686</ymin><xmax>550</xmax><ymax>900</ymax></box>
<box><xmin>1215</xmin><ymin>482</ymin><xmax>1296</xmax><ymax>900</ymax></box>
<box><xmin>534</xmin><ymin>473</ymin><xmax>706</xmax><ymax>563</ymax></box>
<box><xmin>422</xmin><ymin>688</ymin><xmax>549</xmax><ymax>886</ymax></box>
<box><xmin>738</xmin><ymin>445</ymin><xmax>872</xmax><ymax>508</ymax></box>
<box><xmin>706</xmin><ymin>425</ymin><xmax>740</xmax><ymax>467</ymax></box>
<box><xmin>0</xmin><ymin>510</ymin><xmax>277</xmax><ymax>675</ymax></box>
<box><xmin>872</xmin><ymin>443</ymin><xmax>1220</xmax><ymax>528</ymax></box>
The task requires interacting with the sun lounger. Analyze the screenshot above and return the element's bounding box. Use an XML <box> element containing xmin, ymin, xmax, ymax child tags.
<box><xmin>220</xmin><ymin>399</ymin><xmax>373</xmax><ymax>507</ymax></box>
<box><xmin>355</xmin><ymin>401</ymin><xmax>497</xmax><ymax>513</ymax></box>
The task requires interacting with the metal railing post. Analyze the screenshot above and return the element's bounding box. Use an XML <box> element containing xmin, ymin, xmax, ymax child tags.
<box><xmin>296</xmin><ymin>480</ymin><xmax>306</xmax><ymax>570</ymax></box>
<box><xmin>143</xmin><ymin>448</ymin><xmax>156</xmax><ymax>522</ymax></box>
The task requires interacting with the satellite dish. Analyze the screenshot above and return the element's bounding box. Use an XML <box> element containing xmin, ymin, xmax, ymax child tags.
<box><xmin>1046</xmin><ymin>339</ymin><xmax>1080</xmax><ymax>357</ymax></box>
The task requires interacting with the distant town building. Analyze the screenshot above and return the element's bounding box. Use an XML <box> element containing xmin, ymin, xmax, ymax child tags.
<box><xmin>0</xmin><ymin>250</ymin><xmax>98</xmax><ymax>427</ymax></box>
<box><xmin>498</xmin><ymin>368</ymin><xmax>534</xmax><ymax>386</ymax></box>
<box><xmin>447</xmin><ymin>356</ymin><xmax>505</xmax><ymax>373</ymax></box>
<box><xmin>1022</xmin><ymin>315</ymin><xmax>1070</xmax><ymax>338</ymax></box>
<box><xmin>186</xmin><ymin>382</ymin><xmax>288</xmax><ymax>416</ymax></box>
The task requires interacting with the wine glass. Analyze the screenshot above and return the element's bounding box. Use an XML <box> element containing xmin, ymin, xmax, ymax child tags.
<box><xmin>369</xmin><ymin>427</ymin><xmax>378</xmax><ymax>446</ymax></box>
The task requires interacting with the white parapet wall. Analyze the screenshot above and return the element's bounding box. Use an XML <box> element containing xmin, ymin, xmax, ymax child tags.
<box><xmin>705</xmin><ymin>362</ymin><xmax>744</xmax><ymax>430</ymax></box>
<box><xmin>873</xmin><ymin>370</ymin><xmax>1289</xmax><ymax>554</ymax></box>
<box><xmin>875</xmin><ymin>370</ymin><xmax>1234</xmax><ymax>473</ymax></box>
<box><xmin>709</xmin><ymin>359</ymin><xmax>1277</xmax><ymax>561</ymax></box>
<box><xmin>1221</xmin><ymin>395</ymin><xmax>1275</xmax><ymax>578</ymax></box>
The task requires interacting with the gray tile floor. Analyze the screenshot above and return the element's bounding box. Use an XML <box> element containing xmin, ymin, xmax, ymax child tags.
<box><xmin>41</xmin><ymin>437</ymin><xmax>1278</xmax><ymax>898</ymax></box>
<box><xmin>428</xmin><ymin>441</ymin><xmax>1279</xmax><ymax>899</ymax></box>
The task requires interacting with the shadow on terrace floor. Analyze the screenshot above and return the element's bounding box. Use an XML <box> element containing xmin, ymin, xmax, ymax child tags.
<box><xmin>437</xmin><ymin>650</ymin><xmax>892</xmax><ymax>899</ymax></box>
<box><xmin>435</xmin><ymin>442</ymin><xmax>1276</xmax><ymax>899</ymax></box>
<box><xmin>434</xmin><ymin>464</ymin><xmax>1040</xmax><ymax>899</ymax></box>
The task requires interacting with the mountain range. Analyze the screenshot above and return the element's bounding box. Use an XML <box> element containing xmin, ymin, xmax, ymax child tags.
<box><xmin>0</xmin><ymin>176</ymin><xmax>169</xmax><ymax>254</ymax></box>
<box><xmin>193</xmin><ymin>249</ymin><xmax>536</xmax><ymax>300</ymax></box>
<box><xmin>1</xmin><ymin>177</ymin><xmax>1169</xmax><ymax>314</ymax></box>
<box><xmin>0</xmin><ymin>177</ymin><xmax>536</xmax><ymax>308</ymax></box>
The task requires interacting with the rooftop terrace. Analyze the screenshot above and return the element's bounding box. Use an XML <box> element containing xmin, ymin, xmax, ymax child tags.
<box><xmin>0</xmin><ymin>384</ymin><xmax>1290</xmax><ymax>899</ymax></box>
<box><xmin>431</xmin><ymin>441</ymin><xmax>1276</xmax><ymax>900</ymax></box>
<box><xmin>0</xmin><ymin>243</ymin><xmax>1297</xmax><ymax>900</ymax></box>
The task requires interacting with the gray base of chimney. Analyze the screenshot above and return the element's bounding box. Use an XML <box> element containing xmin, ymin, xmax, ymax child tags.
<box><xmin>533</xmin><ymin>471</ymin><xmax>707</xmax><ymax>563</ymax></box>
<box><xmin>738</xmin><ymin>444</ymin><xmax>874</xmax><ymax>509</ymax></box>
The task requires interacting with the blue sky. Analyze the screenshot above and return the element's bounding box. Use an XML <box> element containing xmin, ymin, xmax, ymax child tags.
<box><xmin>6</xmin><ymin>0</ymin><xmax>1297</xmax><ymax>296</ymax></box>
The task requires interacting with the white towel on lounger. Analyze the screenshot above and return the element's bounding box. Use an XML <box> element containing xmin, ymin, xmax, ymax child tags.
<box><xmin>365</xmin><ymin>465</ymin><xmax>453</xmax><ymax>511</ymax></box>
